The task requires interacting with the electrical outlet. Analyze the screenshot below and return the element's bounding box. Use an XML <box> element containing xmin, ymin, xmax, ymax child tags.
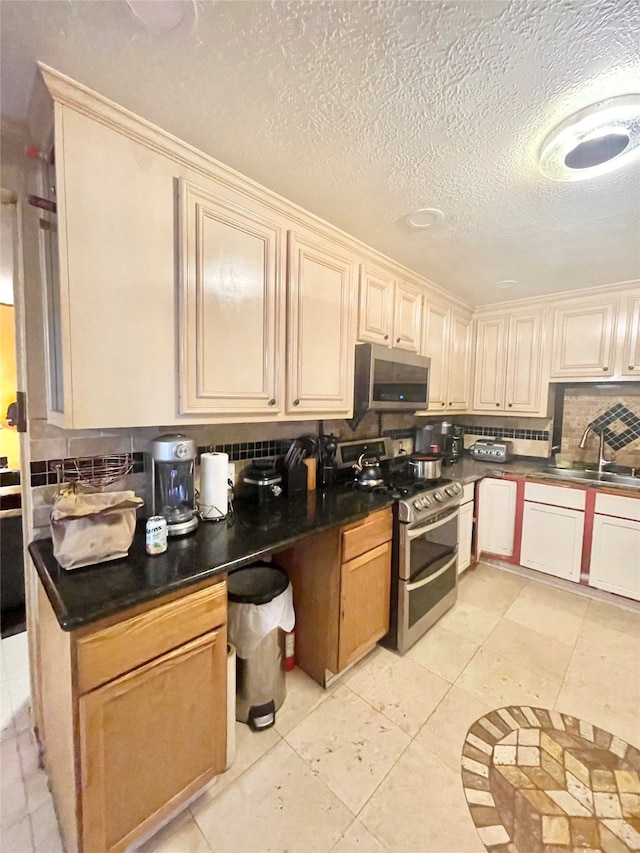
<box><xmin>392</xmin><ymin>439</ymin><xmax>414</xmax><ymax>457</ymax></box>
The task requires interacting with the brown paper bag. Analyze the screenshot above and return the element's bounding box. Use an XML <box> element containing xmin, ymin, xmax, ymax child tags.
<box><xmin>50</xmin><ymin>490</ymin><xmax>144</xmax><ymax>570</ymax></box>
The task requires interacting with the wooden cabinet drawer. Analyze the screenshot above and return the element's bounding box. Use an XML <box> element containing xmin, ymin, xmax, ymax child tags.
<box><xmin>76</xmin><ymin>581</ymin><xmax>227</xmax><ymax>694</ymax></box>
<box><xmin>341</xmin><ymin>508</ymin><xmax>392</xmax><ymax>563</ymax></box>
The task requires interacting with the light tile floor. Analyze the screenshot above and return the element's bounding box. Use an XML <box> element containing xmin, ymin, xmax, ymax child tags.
<box><xmin>2</xmin><ymin>563</ymin><xmax>639</xmax><ymax>853</ymax></box>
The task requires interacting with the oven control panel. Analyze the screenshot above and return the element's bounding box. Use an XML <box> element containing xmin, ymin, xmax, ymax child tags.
<box><xmin>401</xmin><ymin>480</ymin><xmax>462</xmax><ymax>523</ymax></box>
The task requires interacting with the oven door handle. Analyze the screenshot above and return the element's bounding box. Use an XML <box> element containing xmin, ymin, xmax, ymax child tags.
<box><xmin>407</xmin><ymin>506</ymin><xmax>459</xmax><ymax>540</ymax></box>
<box><xmin>406</xmin><ymin>554</ymin><xmax>457</xmax><ymax>592</ymax></box>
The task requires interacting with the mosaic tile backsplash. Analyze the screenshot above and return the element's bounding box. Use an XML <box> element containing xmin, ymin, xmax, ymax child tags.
<box><xmin>562</xmin><ymin>388</ymin><xmax>640</xmax><ymax>467</ymax></box>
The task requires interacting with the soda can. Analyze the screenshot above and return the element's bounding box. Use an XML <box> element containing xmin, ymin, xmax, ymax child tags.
<box><xmin>146</xmin><ymin>516</ymin><xmax>168</xmax><ymax>555</ymax></box>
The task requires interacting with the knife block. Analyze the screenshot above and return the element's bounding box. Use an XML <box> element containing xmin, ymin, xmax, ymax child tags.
<box><xmin>285</xmin><ymin>464</ymin><xmax>308</xmax><ymax>497</ymax></box>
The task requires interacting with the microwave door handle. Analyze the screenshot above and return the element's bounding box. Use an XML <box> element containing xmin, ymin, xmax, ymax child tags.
<box><xmin>406</xmin><ymin>554</ymin><xmax>457</xmax><ymax>591</ymax></box>
<box><xmin>407</xmin><ymin>506</ymin><xmax>459</xmax><ymax>540</ymax></box>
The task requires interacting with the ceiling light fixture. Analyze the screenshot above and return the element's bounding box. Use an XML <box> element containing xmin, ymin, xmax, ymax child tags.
<box><xmin>539</xmin><ymin>94</ymin><xmax>640</xmax><ymax>181</ymax></box>
<box><xmin>405</xmin><ymin>208</ymin><xmax>445</xmax><ymax>229</ymax></box>
<box><xmin>127</xmin><ymin>0</ymin><xmax>195</xmax><ymax>31</ymax></box>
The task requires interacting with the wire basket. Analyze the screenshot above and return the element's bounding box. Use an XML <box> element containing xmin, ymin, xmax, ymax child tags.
<box><xmin>53</xmin><ymin>454</ymin><xmax>134</xmax><ymax>490</ymax></box>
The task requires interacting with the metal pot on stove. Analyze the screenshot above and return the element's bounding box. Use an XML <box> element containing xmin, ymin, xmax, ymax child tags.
<box><xmin>408</xmin><ymin>454</ymin><xmax>442</xmax><ymax>481</ymax></box>
<box><xmin>353</xmin><ymin>454</ymin><xmax>385</xmax><ymax>488</ymax></box>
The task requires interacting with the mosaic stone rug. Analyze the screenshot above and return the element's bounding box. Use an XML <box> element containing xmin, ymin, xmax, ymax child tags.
<box><xmin>462</xmin><ymin>706</ymin><xmax>640</xmax><ymax>852</ymax></box>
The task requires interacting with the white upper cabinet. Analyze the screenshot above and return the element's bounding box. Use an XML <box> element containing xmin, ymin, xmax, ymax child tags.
<box><xmin>393</xmin><ymin>280</ymin><xmax>423</xmax><ymax>352</ymax></box>
<box><xmin>179</xmin><ymin>180</ymin><xmax>283</xmax><ymax>415</ymax></box>
<box><xmin>473</xmin><ymin>309</ymin><xmax>545</xmax><ymax>414</ymax></box>
<box><xmin>358</xmin><ymin>264</ymin><xmax>394</xmax><ymax>346</ymax></box>
<box><xmin>550</xmin><ymin>299</ymin><xmax>618</xmax><ymax>378</ymax></box>
<box><xmin>287</xmin><ymin>231</ymin><xmax>356</xmax><ymax>416</ymax></box>
<box><xmin>357</xmin><ymin>268</ymin><xmax>423</xmax><ymax>352</ymax></box>
<box><xmin>422</xmin><ymin>300</ymin><xmax>472</xmax><ymax>412</ymax></box>
<box><xmin>622</xmin><ymin>294</ymin><xmax>640</xmax><ymax>376</ymax></box>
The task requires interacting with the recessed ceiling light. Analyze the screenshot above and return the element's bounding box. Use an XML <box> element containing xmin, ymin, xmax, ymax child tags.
<box><xmin>127</xmin><ymin>0</ymin><xmax>195</xmax><ymax>31</ymax></box>
<box><xmin>495</xmin><ymin>280</ymin><xmax>518</xmax><ymax>290</ymax></box>
<box><xmin>405</xmin><ymin>208</ymin><xmax>445</xmax><ymax>229</ymax></box>
<box><xmin>539</xmin><ymin>94</ymin><xmax>640</xmax><ymax>181</ymax></box>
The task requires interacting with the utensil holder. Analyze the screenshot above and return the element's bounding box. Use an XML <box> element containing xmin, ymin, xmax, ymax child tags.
<box><xmin>285</xmin><ymin>464</ymin><xmax>308</xmax><ymax>497</ymax></box>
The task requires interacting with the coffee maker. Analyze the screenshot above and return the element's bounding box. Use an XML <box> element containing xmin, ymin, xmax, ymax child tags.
<box><xmin>150</xmin><ymin>434</ymin><xmax>198</xmax><ymax>536</ymax></box>
<box><xmin>450</xmin><ymin>424</ymin><xmax>464</xmax><ymax>461</ymax></box>
<box><xmin>415</xmin><ymin>421</ymin><xmax>463</xmax><ymax>463</ymax></box>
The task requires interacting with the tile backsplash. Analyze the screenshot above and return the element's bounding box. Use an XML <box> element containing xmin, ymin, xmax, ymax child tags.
<box><xmin>561</xmin><ymin>385</ymin><xmax>640</xmax><ymax>467</ymax></box>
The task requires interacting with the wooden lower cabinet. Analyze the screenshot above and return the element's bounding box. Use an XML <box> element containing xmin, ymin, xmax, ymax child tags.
<box><xmin>37</xmin><ymin>579</ymin><xmax>228</xmax><ymax>853</ymax></box>
<box><xmin>277</xmin><ymin>508</ymin><xmax>392</xmax><ymax>686</ymax></box>
<box><xmin>338</xmin><ymin>541</ymin><xmax>391</xmax><ymax>672</ymax></box>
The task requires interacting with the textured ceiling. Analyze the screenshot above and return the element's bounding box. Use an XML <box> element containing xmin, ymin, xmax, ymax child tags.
<box><xmin>1</xmin><ymin>0</ymin><xmax>639</xmax><ymax>306</ymax></box>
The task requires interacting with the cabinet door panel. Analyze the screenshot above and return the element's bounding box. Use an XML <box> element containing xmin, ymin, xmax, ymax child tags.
<box><xmin>179</xmin><ymin>181</ymin><xmax>282</xmax><ymax>413</ymax></box>
<box><xmin>551</xmin><ymin>302</ymin><xmax>617</xmax><ymax>377</ymax></box>
<box><xmin>358</xmin><ymin>264</ymin><xmax>393</xmax><ymax>345</ymax></box>
<box><xmin>590</xmin><ymin>515</ymin><xmax>640</xmax><ymax>600</ymax></box>
<box><xmin>520</xmin><ymin>503</ymin><xmax>583</xmax><ymax>581</ymax></box>
<box><xmin>447</xmin><ymin>312</ymin><xmax>472</xmax><ymax>410</ymax></box>
<box><xmin>287</xmin><ymin>232</ymin><xmax>355</xmax><ymax>414</ymax></box>
<box><xmin>393</xmin><ymin>282</ymin><xmax>423</xmax><ymax>352</ymax></box>
<box><xmin>505</xmin><ymin>311</ymin><xmax>544</xmax><ymax>412</ymax></box>
<box><xmin>80</xmin><ymin>630</ymin><xmax>226</xmax><ymax>853</ymax></box>
<box><xmin>477</xmin><ymin>479</ymin><xmax>517</xmax><ymax>557</ymax></box>
<box><xmin>622</xmin><ymin>295</ymin><xmax>640</xmax><ymax>376</ymax></box>
<box><xmin>423</xmin><ymin>302</ymin><xmax>449</xmax><ymax>410</ymax></box>
<box><xmin>339</xmin><ymin>542</ymin><xmax>391</xmax><ymax>672</ymax></box>
<box><xmin>472</xmin><ymin>316</ymin><xmax>508</xmax><ymax>411</ymax></box>
<box><xmin>457</xmin><ymin>501</ymin><xmax>474</xmax><ymax>574</ymax></box>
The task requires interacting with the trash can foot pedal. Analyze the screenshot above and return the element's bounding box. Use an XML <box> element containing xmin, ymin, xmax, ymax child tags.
<box><xmin>248</xmin><ymin>700</ymin><xmax>276</xmax><ymax>731</ymax></box>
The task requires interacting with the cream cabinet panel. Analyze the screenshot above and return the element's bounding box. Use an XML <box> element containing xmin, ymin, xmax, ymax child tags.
<box><xmin>622</xmin><ymin>295</ymin><xmax>640</xmax><ymax>376</ymax></box>
<box><xmin>447</xmin><ymin>311</ymin><xmax>472</xmax><ymax>411</ymax></box>
<box><xmin>472</xmin><ymin>309</ymin><xmax>545</xmax><ymax>414</ymax></box>
<box><xmin>179</xmin><ymin>181</ymin><xmax>282</xmax><ymax>414</ymax></box>
<box><xmin>358</xmin><ymin>264</ymin><xmax>394</xmax><ymax>345</ymax></box>
<box><xmin>393</xmin><ymin>281</ymin><xmax>423</xmax><ymax>352</ymax></box>
<box><xmin>423</xmin><ymin>301</ymin><xmax>449</xmax><ymax>410</ymax></box>
<box><xmin>457</xmin><ymin>501</ymin><xmax>474</xmax><ymax>575</ymax></box>
<box><xmin>590</xmin><ymin>514</ymin><xmax>640</xmax><ymax>601</ymax></box>
<box><xmin>505</xmin><ymin>311</ymin><xmax>545</xmax><ymax>412</ymax></box>
<box><xmin>477</xmin><ymin>478</ymin><xmax>517</xmax><ymax>557</ymax></box>
<box><xmin>520</xmin><ymin>503</ymin><xmax>583</xmax><ymax>582</ymax></box>
<box><xmin>49</xmin><ymin>105</ymin><xmax>178</xmax><ymax>428</ymax></box>
<box><xmin>550</xmin><ymin>301</ymin><xmax>617</xmax><ymax>377</ymax></box>
<box><xmin>472</xmin><ymin>316</ymin><xmax>508</xmax><ymax>411</ymax></box>
<box><xmin>287</xmin><ymin>232</ymin><xmax>356</xmax><ymax>415</ymax></box>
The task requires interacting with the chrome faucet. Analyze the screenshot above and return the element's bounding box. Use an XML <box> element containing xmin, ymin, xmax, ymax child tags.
<box><xmin>578</xmin><ymin>425</ymin><xmax>608</xmax><ymax>473</ymax></box>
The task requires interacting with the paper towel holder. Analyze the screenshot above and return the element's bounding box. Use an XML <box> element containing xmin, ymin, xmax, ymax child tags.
<box><xmin>196</xmin><ymin>450</ymin><xmax>233</xmax><ymax>522</ymax></box>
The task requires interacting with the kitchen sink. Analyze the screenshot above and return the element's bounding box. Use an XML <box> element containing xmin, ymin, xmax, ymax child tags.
<box><xmin>538</xmin><ymin>467</ymin><xmax>640</xmax><ymax>490</ymax></box>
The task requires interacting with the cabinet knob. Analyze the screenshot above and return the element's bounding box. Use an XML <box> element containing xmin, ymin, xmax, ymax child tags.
<box><xmin>396</xmin><ymin>337</ymin><xmax>401</xmax><ymax>343</ymax></box>
<box><xmin>508</xmin><ymin>403</ymin><xmax>513</xmax><ymax>408</ymax></box>
<box><xmin>629</xmin><ymin>365</ymin><xmax>635</xmax><ymax>370</ymax></box>
<box><xmin>441</xmin><ymin>402</ymin><xmax>445</xmax><ymax>407</ymax></box>
<box><xmin>268</xmin><ymin>398</ymin><xmax>276</xmax><ymax>406</ymax></box>
<box><xmin>293</xmin><ymin>399</ymin><xmax>300</xmax><ymax>406</ymax></box>
<box><xmin>603</xmin><ymin>366</ymin><xmax>608</xmax><ymax>371</ymax></box>
<box><xmin>496</xmin><ymin>403</ymin><xmax>500</xmax><ymax>407</ymax></box>
<box><xmin>384</xmin><ymin>334</ymin><xmax>389</xmax><ymax>340</ymax></box>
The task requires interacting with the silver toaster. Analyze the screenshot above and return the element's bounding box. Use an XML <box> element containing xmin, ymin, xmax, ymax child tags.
<box><xmin>470</xmin><ymin>439</ymin><xmax>513</xmax><ymax>462</ymax></box>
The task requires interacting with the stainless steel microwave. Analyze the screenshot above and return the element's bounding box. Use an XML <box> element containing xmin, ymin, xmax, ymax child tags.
<box><xmin>354</xmin><ymin>343</ymin><xmax>430</xmax><ymax>412</ymax></box>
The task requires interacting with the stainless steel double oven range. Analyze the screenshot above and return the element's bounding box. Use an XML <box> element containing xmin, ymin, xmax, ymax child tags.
<box><xmin>335</xmin><ymin>436</ymin><xmax>462</xmax><ymax>654</ymax></box>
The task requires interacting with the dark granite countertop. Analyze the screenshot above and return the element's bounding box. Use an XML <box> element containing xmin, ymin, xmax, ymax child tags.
<box><xmin>29</xmin><ymin>487</ymin><xmax>394</xmax><ymax>632</ymax></box>
<box><xmin>442</xmin><ymin>455</ymin><xmax>551</xmax><ymax>484</ymax></box>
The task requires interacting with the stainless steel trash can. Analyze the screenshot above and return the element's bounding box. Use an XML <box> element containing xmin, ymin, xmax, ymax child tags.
<box><xmin>228</xmin><ymin>563</ymin><xmax>291</xmax><ymax>730</ymax></box>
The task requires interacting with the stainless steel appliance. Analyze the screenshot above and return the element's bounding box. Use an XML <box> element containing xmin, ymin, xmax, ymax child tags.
<box><xmin>354</xmin><ymin>343</ymin><xmax>430</xmax><ymax>413</ymax></box>
<box><xmin>334</xmin><ymin>436</ymin><xmax>462</xmax><ymax>653</ymax></box>
<box><xmin>470</xmin><ymin>439</ymin><xmax>513</xmax><ymax>462</ymax></box>
<box><xmin>385</xmin><ymin>479</ymin><xmax>462</xmax><ymax>653</ymax></box>
<box><xmin>150</xmin><ymin>435</ymin><xmax>198</xmax><ymax>536</ymax></box>
<box><xmin>241</xmin><ymin>460</ymin><xmax>283</xmax><ymax>502</ymax></box>
<box><xmin>415</xmin><ymin>421</ymin><xmax>458</xmax><ymax>462</ymax></box>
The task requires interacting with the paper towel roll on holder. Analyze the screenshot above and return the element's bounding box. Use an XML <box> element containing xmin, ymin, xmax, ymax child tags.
<box><xmin>197</xmin><ymin>451</ymin><xmax>233</xmax><ymax>522</ymax></box>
